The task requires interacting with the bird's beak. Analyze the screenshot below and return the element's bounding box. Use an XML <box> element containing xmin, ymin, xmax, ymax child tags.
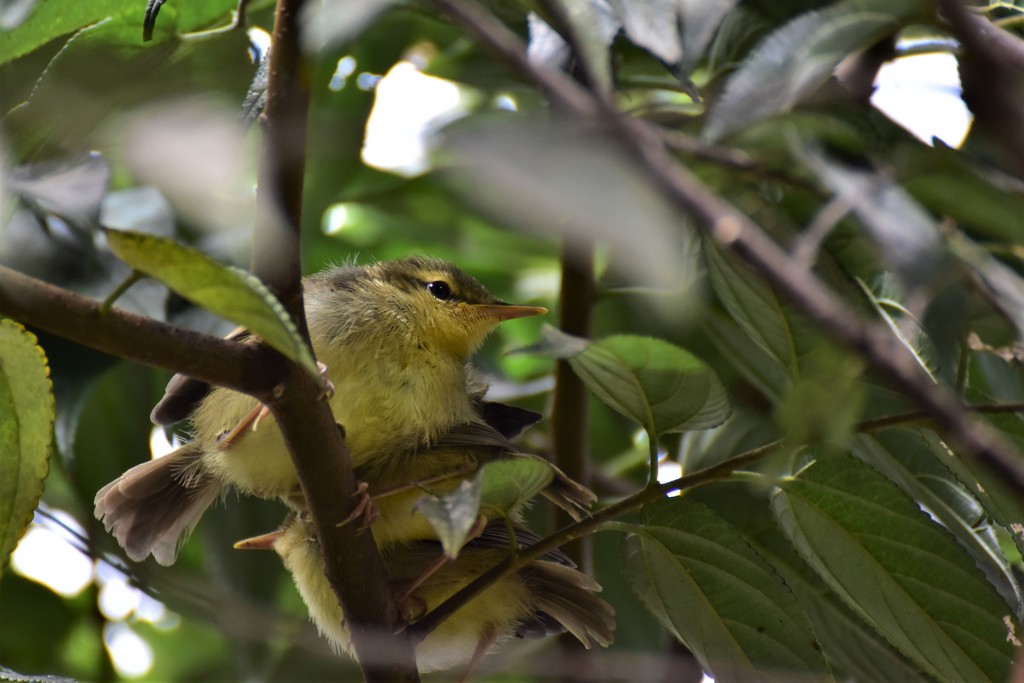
<box><xmin>464</xmin><ymin>303</ymin><xmax>548</xmax><ymax>321</ymax></box>
<box><xmin>233</xmin><ymin>530</ymin><xmax>283</xmax><ymax>550</ymax></box>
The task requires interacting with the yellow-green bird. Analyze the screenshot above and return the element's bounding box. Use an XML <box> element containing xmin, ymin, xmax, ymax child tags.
<box><xmin>236</xmin><ymin>514</ymin><xmax>615</xmax><ymax>674</ymax></box>
<box><xmin>95</xmin><ymin>256</ymin><xmax>579</xmax><ymax>565</ymax></box>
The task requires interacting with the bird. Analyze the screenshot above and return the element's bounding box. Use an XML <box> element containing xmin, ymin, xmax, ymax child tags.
<box><xmin>94</xmin><ymin>256</ymin><xmax>577</xmax><ymax>565</ymax></box>
<box><xmin>235</xmin><ymin>513</ymin><xmax>615</xmax><ymax>675</ymax></box>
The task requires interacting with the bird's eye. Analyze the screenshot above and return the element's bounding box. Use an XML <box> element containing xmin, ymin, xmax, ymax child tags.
<box><xmin>426</xmin><ymin>281</ymin><xmax>452</xmax><ymax>301</ymax></box>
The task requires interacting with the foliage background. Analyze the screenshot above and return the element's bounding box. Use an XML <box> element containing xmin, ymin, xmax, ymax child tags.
<box><xmin>3</xmin><ymin>0</ymin><xmax>1024</xmax><ymax>681</ymax></box>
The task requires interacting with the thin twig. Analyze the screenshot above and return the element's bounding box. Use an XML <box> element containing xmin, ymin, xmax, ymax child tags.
<box><xmin>99</xmin><ymin>269</ymin><xmax>145</xmax><ymax>314</ymax></box>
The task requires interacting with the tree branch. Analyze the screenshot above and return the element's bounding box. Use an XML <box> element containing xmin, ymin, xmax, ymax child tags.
<box><xmin>249</xmin><ymin>0</ymin><xmax>419</xmax><ymax>679</ymax></box>
<box><xmin>551</xmin><ymin>243</ymin><xmax>594</xmax><ymax>569</ymax></box>
<box><xmin>938</xmin><ymin>0</ymin><xmax>1024</xmax><ymax>178</ymax></box>
<box><xmin>0</xmin><ymin>264</ymin><xmax>280</xmax><ymax>399</ymax></box>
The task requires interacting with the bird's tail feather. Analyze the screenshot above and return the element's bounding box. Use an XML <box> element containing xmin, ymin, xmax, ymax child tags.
<box><xmin>94</xmin><ymin>443</ymin><xmax>219</xmax><ymax>566</ymax></box>
<box><xmin>521</xmin><ymin>560</ymin><xmax>615</xmax><ymax>648</ymax></box>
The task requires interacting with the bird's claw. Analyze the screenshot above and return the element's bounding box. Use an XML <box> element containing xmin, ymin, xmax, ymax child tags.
<box><xmin>336</xmin><ymin>481</ymin><xmax>378</xmax><ymax>530</ymax></box>
<box><xmin>317</xmin><ymin>361</ymin><xmax>335</xmax><ymax>400</ymax></box>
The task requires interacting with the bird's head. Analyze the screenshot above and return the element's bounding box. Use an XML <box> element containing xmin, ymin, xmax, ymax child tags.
<box><xmin>309</xmin><ymin>257</ymin><xmax>546</xmax><ymax>360</ymax></box>
<box><xmin>379</xmin><ymin>256</ymin><xmax>546</xmax><ymax>358</ymax></box>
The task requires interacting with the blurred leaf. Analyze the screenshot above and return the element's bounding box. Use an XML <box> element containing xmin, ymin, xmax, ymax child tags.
<box><xmin>807</xmin><ymin>150</ymin><xmax>942</xmax><ymax>289</ymax></box>
<box><xmin>0</xmin><ymin>575</ymin><xmax>75</xmax><ymax>672</ymax></box>
<box><xmin>772</xmin><ymin>453</ymin><xmax>1016</xmax><ymax>682</ymax></box>
<box><xmin>300</xmin><ymin>0</ymin><xmax>396</xmax><ymax>53</ymax></box>
<box><xmin>676</xmin><ymin>408</ymin><xmax>780</xmax><ymax>473</ymax></box>
<box><xmin>947</xmin><ymin>230</ymin><xmax>1024</xmax><ymax>344</ymax></box>
<box><xmin>104</xmin><ymin>229</ymin><xmax>319</xmax><ymax>378</ymax></box>
<box><xmin>521</xmin><ymin>326</ymin><xmax>732</xmax><ymax>436</ymax></box>
<box><xmin>8</xmin><ymin>154</ymin><xmax>110</xmax><ymax>231</ymax></box>
<box><xmin>0</xmin><ymin>0</ymin><xmax>139</xmax><ymax>64</ymax></box>
<box><xmin>0</xmin><ymin>320</ymin><xmax>53</xmax><ymax>572</ymax></box>
<box><xmin>621</xmin><ymin>497</ymin><xmax>831</xmax><ymax>681</ymax></box>
<box><xmin>705</xmin><ymin>0</ymin><xmax>929</xmax><ymax>140</ymax></box>
<box><xmin>437</xmin><ymin>117</ymin><xmax>695</xmax><ymax>289</ymax></box>
<box><xmin>414</xmin><ymin>478</ymin><xmax>481</xmax><ymax>559</ymax></box>
<box><xmin>118</xmin><ymin>99</ymin><xmax>255</xmax><ymax>240</ymax></box>
<box><xmin>775</xmin><ymin>343</ymin><xmax>864</xmax><ymax>445</ymax></box>
<box><xmin>678</xmin><ymin>0</ymin><xmax>741</xmax><ymax>76</ymax></box>
<box><xmin>540</xmin><ymin>0</ymin><xmax>616</xmax><ymax>92</ymax></box>
<box><xmin>0</xmin><ymin>0</ymin><xmax>37</xmax><ymax>30</ymax></box>
<box><xmin>608</xmin><ymin>0</ymin><xmax>682</xmax><ymax>65</ymax></box>
<box><xmin>98</xmin><ymin>186</ymin><xmax>175</xmax><ymax>237</ymax></box>
<box><xmin>900</xmin><ymin>142</ymin><xmax>1024</xmax><ymax>243</ymax></box>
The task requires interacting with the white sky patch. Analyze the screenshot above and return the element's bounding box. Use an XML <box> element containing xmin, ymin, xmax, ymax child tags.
<box><xmin>657</xmin><ymin>459</ymin><xmax>683</xmax><ymax>497</ymax></box>
<box><xmin>871</xmin><ymin>51</ymin><xmax>972</xmax><ymax>148</ymax></box>
<box><xmin>105</xmin><ymin>622</ymin><xmax>154</xmax><ymax>679</ymax></box>
<box><xmin>11</xmin><ymin>512</ymin><xmax>92</xmax><ymax>597</ymax></box>
<box><xmin>150</xmin><ymin>424</ymin><xmax>177</xmax><ymax>459</ymax></box>
<box><xmin>99</xmin><ymin>573</ymin><xmax>142</xmax><ymax>621</ymax></box>
<box><xmin>361</xmin><ymin>61</ymin><xmax>469</xmax><ymax>176</ymax></box>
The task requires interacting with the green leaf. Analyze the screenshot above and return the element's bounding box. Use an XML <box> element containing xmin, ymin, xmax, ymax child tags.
<box><xmin>690</xmin><ymin>481</ymin><xmax>927</xmax><ymax>682</ymax></box>
<box><xmin>413</xmin><ymin>478</ymin><xmax>481</xmax><ymax>560</ymax></box>
<box><xmin>477</xmin><ymin>457</ymin><xmax>554</xmax><ymax>520</ymax></box>
<box><xmin>705</xmin><ymin>0</ymin><xmax>930</xmax><ymax>140</ymax></box>
<box><xmin>772</xmin><ymin>453</ymin><xmax>1016</xmax><ymax>683</ymax></box>
<box><xmin>521</xmin><ymin>326</ymin><xmax>731</xmax><ymax>436</ymax></box>
<box><xmin>704</xmin><ymin>239</ymin><xmax>822</xmax><ymax>378</ymax></box>
<box><xmin>0</xmin><ymin>320</ymin><xmax>54</xmax><ymax>572</ymax></box>
<box><xmin>854</xmin><ymin>276</ymin><xmax>938</xmax><ymax>380</ymax></box>
<box><xmin>909</xmin><ymin>411</ymin><xmax>1024</xmax><ymax>565</ymax></box>
<box><xmin>0</xmin><ymin>0</ymin><xmax>236</xmax><ymax>65</ymax></box>
<box><xmin>621</xmin><ymin>497</ymin><xmax>832</xmax><ymax>682</ymax></box>
<box><xmin>705</xmin><ymin>312</ymin><xmax>790</xmax><ymax>402</ymax></box>
<box><xmin>413</xmin><ymin>458</ymin><xmax>555</xmax><ymax>558</ymax></box>
<box><xmin>104</xmin><ymin>229</ymin><xmax>319</xmax><ymax>377</ymax></box>
<box><xmin>852</xmin><ymin>429</ymin><xmax>1023</xmax><ymax>617</ymax></box>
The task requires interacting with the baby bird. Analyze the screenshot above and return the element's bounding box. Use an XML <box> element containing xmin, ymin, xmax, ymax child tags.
<box><xmin>236</xmin><ymin>514</ymin><xmax>615</xmax><ymax>675</ymax></box>
<box><xmin>95</xmin><ymin>256</ymin><xmax>551</xmax><ymax>565</ymax></box>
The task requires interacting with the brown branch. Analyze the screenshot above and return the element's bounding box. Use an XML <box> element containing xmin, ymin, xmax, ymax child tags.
<box><xmin>251</xmin><ymin>0</ymin><xmax>309</xmax><ymax>304</ymax></box>
<box><xmin>938</xmin><ymin>0</ymin><xmax>1024</xmax><ymax>178</ymax></box>
<box><xmin>551</xmin><ymin>242</ymin><xmax>594</xmax><ymax>570</ymax></box>
<box><xmin>428</xmin><ymin>0</ymin><xmax>1024</xmax><ymax>495</ymax></box>
<box><xmin>0</xmin><ymin>264</ymin><xmax>280</xmax><ymax>399</ymax></box>
<box><xmin>249</xmin><ymin>0</ymin><xmax>418</xmax><ymax>679</ymax></box>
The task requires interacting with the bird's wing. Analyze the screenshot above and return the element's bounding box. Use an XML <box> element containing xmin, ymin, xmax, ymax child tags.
<box><xmin>474</xmin><ymin>401</ymin><xmax>542</xmax><ymax>440</ymax></box>
<box><xmin>150</xmin><ymin>326</ymin><xmax>254</xmax><ymax>425</ymax></box>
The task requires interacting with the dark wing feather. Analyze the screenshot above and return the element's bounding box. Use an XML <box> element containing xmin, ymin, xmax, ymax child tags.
<box><xmin>475</xmin><ymin>402</ymin><xmax>542</xmax><ymax>440</ymax></box>
<box><xmin>150</xmin><ymin>327</ymin><xmax>253</xmax><ymax>425</ymax></box>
